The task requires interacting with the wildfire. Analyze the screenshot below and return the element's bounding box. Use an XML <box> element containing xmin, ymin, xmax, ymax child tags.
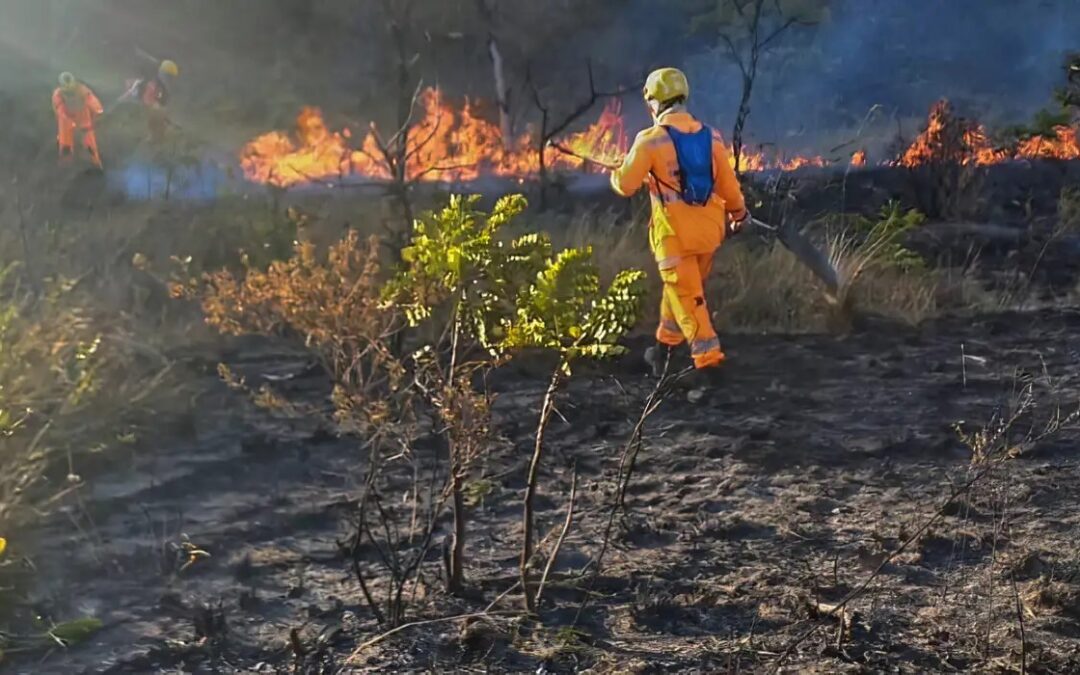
<box><xmin>241</xmin><ymin>88</ymin><xmax>628</xmax><ymax>188</ymax></box>
<box><xmin>1015</xmin><ymin>125</ymin><xmax>1080</xmax><ymax>160</ymax></box>
<box><xmin>240</xmin><ymin>88</ymin><xmax>832</xmax><ymax>187</ymax></box>
<box><xmin>898</xmin><ymin>100</ymin><xmax>996</xmax><ymax>168</ymax></box>
<box><xmin>241</xmin><ymin>106</ymin><xmax>353</xmax><ymax>186</ymax></box>
<box><xmin>898</xmin><ymin>99</ymin><xmax>1080</xmax><ymax>168</ymax></box>
<box><xmin>239</xmin><ymin>93</ymin><xmax>1080</xmax><ymax>188</ymax></box>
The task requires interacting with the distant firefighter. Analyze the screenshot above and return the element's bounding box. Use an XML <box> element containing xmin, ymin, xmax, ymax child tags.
<box><xmin>52</xmin><ymin>72</ymin><xmax>104</xmax><ymax>169</ymax></box>
<box><xmin>119</xmin><ymin>58</ymin><xmax>179</xmax><ymax>142</ymax></box>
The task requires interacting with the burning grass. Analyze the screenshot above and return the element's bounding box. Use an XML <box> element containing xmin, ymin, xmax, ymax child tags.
<box><xmin>900</xmin><ymin>99</ymin><xmax>1080</xmax><ymax>168</ymax></box>
<box><xmin>240</xmin><ymin>89</ymin><xmax>629</xmax><ymax>187</ymax></box>
<box><xmin>238</xmin><ymin>92</ymin><xmax>1080</xmax><ymax>192</ymax></box>
<box><xmin>238</xmin><ymin>87</ymin><xmax>838</xmax><ymax>188</ymax></box>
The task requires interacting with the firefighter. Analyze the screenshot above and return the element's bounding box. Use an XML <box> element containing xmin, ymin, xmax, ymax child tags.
<box><xmin>609</xmin><ymin>67</ymin><xmax>750</xmax><ymax>377</ymax></box>
<box><xmin>52</xmin><ymin>72</ymin><xmax>104</xmax><ymax>169</ymax></box>
<box><xmin>120</xmin><ymin>58</ymin><xmax>179</xmax><ymax>141</ymax></box>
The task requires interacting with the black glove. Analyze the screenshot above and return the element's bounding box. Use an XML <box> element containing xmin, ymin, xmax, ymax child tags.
<box><xmin>727</xmin><ymin>210</ymin><xmax>751</xmax><ymax>237</ymax></box>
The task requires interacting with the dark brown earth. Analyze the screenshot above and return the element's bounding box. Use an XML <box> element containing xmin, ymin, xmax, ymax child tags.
<box><xmin>8</xmin><ymin>307</ymin><xmax>1080</xmax><ymax>674</ymax></box>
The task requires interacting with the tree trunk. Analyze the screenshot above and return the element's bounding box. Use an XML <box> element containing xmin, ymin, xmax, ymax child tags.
<box><xmin>732</xmin><ymin>73</ymin><xmax>754</xmax><ymax>176</ymax></box>
<box><xmin>387</xmin><ymin>5</ymin><xmax>415</xmax><ymax>247</ymax></box>
<box><xmin>488</xmin><ymin>36</ymin><xmax>513</xmax><ymax>147</ymax></box>
<box><xmin>477</xmin><ymin>0</ymin><xmax>512</xmax><ymax>147</ymax></box>
<box><xmin>520</xmin><ymin>368</ymin><xmax>562</xmax><ymax>612</ymax></box>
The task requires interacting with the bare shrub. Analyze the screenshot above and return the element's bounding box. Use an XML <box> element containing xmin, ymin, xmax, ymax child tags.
<box><xmin>194</xmin><ymin>230</ymin><xmax>400</xmax><ymax>398</ymax></box>
<box><xmin>1056</xmin><ymin>185</ymin><xmax>1080</xmax><ymax>237</ymax></box>
<box><xmin>192</xmin><ymin>229</ymin><xmax>429</xmax><ymax>625</ymax></box>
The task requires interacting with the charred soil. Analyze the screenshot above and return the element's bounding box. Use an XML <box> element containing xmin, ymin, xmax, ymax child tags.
<box><xmin>6</xmin><ymin>307</ymin><xmax>1080</xmax><ymax>673</ymax></box>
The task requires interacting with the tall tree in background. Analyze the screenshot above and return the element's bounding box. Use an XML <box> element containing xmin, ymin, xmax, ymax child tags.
<box><xmin>474</xmin><ymin>0</ymin><xmax>514</xmax><ymax>147</ymax></box>
<box><xmin>691</xmin><ymin>0</ymin><xmax>827</xmax><ymax>173</ymax></box>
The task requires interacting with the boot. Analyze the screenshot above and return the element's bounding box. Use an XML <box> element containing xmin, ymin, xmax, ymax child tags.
<box><xmin>644</xmin><ymin>343</ymin><xmax>673</xmax><ymax>378</ymax></box>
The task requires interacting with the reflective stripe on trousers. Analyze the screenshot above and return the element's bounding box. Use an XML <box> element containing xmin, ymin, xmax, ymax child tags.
<box><xmin>691</xmin><ymin>336</ymin><xmax>721</xmax><ymax>356</ymax></box>
<box><xmin>659</xmin><ymin>319</ymin><xmax>680</xmax><ymax>334</ymax></box>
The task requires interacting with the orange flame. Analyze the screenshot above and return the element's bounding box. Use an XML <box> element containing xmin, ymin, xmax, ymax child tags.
<box><xmin>240</xmin><ymin>88</ymin><xmax>834</xmax><ymax>187</ymax></box>
<box><xmin>899</xmin><ymin>99</ymin><xmax>1080</xmax><ymax>168</ymax></box>
<box><xmin>241</xmin><ymin>93</ymin><xmax>1080</xmax><ymax>187</ymax></box>
<box><xmin>1015</xmin><ymin>125</ymin><xmax>1080</xmax><ymax>160</ymax></box>
<box><xmin>240</xmin><ymin>106</ymin><xmax>353</xmax><ymax>186</ymax></box>
<box><xmin>241</xmin><ymin>89</ymin><xmax>627</xmax><ymax>187</ymax></box>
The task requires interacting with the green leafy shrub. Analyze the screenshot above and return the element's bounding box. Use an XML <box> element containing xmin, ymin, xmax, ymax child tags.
<box><xmin>385</xmin><ymin>194</ymin><xmax>645</xmax><ymax>602</ymax></box>
<box><xmin>842</xmin><ymin>200</ymin><xmax>926</xmax><ymax>273</ymax></box>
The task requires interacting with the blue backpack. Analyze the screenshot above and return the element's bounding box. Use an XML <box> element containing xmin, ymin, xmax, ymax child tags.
<box><xmin>662</xmin><ymin>125</ymin><xmax>715</xmax><ymax>206</ymax></box>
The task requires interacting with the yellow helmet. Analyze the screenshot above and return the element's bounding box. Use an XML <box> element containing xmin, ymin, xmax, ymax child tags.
<box><xmin>59</xmin><ymin>72</ymin><xmax>77</xmax><ymax>91</ymax></box>
<box><xmin>159</xmin><ymin>60</ymin><xmax>179</xmax><ymax>78</ymax></box>
<box><xmin>644</xmin><ymin>68</ymin><xmax>689</xmax><ymax>104</ymax></box>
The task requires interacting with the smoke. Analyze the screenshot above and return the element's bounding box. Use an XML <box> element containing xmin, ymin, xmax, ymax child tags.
<box><xmin>684</xmin><ymin>0</ymin><xmax>1080</xmax><ymax>154</ymax></box>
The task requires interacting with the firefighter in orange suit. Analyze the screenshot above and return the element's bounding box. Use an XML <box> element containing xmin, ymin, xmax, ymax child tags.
<box><xmin>610</xmin><ymin>67</ymin><xmax>750</xmax><ymax>375</ymax></box>
<box><xmin>120</xmin><ymin>59</ymin><xmax>179</xmax><ymax>142</ymax></box>
<box><xmin>53</xmin><ymin>72</ymin><xmax>104</xmax><ymax>169</ymax></box>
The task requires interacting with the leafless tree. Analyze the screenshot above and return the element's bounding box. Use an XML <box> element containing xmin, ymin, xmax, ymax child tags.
<box><xmin>698</xmin><ymin>0</ymin><xmax>824</xmax><ymax>173</ymax></box>
<box><xmin>475</xmin><ymin>0</ymin><xmax>514</xmax><ymax>147</ymax></box>
<box><xmin>528</xmin><ymin>62</ymin><xmax>639</xmax><ymax>209</ymax></box>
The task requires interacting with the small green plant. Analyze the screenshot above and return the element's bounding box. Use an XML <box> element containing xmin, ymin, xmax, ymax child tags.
<box><xmin>463</xmin><ymin>478</ymin><xmax>496</xmax><ymax>507</ymax></box>
<box><xmin>499</xmin><ymin>237</ymin><xmax>645</xmax><ymax>614</ymax></box>
<box><xmin>0</xmin><ymin>615</ymin><xmax>103</xmax><ymax>663</ymax></box>
<box><xmin>845</xmin><ymin>201</ymin><xmax>926</xmax><ymax>273</ymax></box>
<box><xmin>196</xmin><ymin>193</ymin><xmax>644</xmax><ymax>622</ymax></box>
<box><xmin>385</xmin><ymin>194</ymin><xmax>535</xmax><ymax>594</ymax></box>
<box><xmin>385</xmin><ymin>194</ymin><xmax>645</xmax><ymax>604</ymax></box>
<box><xmin>827</xmin><ymin>202</ymin><xmax>926</xmax><ymax>306</ymax></box>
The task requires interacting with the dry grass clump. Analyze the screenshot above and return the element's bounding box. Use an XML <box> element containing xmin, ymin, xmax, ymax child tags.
<box><xmin>1056</xmin><ymin>185</ymin><xmax>1080</xmax><ymax>236</ymax></box>
<box><xmin>711</xmin><ymin>241</ymin><xmax>833</xmax><ymax>333</ymax></box>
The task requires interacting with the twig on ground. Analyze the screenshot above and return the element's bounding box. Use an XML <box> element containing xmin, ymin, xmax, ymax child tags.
<box><xmin>484</xmin><ymin>579</ymin><xmax>521</xmax><ymax>613</ymax></box>
<box><xmin>347</xmin><ymin>611</ymin><xmax>513</xmax><ymax>661</ymax></box>
<box><xmin>1011</xmin><ymin>570</ymin><xmax>1027</xmax><ymax>675</ymax></box>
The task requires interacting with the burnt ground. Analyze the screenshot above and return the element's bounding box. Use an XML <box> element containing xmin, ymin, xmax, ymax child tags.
<box><xmin>6</xmin><ymin>308</ymin><xmax>1080</xmax><ymax>674</ymax></box>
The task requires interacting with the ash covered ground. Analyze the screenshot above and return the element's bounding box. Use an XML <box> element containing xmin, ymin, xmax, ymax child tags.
<box><xmin>11</xmin><ymin>309</ymin><xmax>1080</xmax><ymax>673</ymax></box>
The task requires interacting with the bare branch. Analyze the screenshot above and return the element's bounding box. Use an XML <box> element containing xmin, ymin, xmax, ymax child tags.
<box><xmin>719</xmin><ymin>33</ymin><xmax>750</xmax><ymax>77</ymax></box>
<box><xmin>759</xmin><ymin>16</ymin><xmax>800</xmax><ymax>51</ymax></box>
<box><xmin>535</xmin><ymin>462</ymin><xmax>577</xmax><ymax>606</ymax></box>
<box><xmin>541</xmin><ymin>63</ymin><xmax>640</xmax><ymax>142</ymax></box>
<box><xmin>386</xmin><ymin>79</ymin><xmax>427</xmax><ymax>151</ymax></box>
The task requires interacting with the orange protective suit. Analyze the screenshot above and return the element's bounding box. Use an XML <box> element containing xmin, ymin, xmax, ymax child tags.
<box><xmin>123</xmin><ymin>76</ymin><xmax>170</xmax><ymax>141</ymax></box>
<box><xmin>53</xmin><ymin>84</ymin><xmax>104</xmax><ymax>168</ymax></box>
<box><xmin>610</xmin><ymin>109</ymin><xmax>747</xmax><ymax>369</ymax></box>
